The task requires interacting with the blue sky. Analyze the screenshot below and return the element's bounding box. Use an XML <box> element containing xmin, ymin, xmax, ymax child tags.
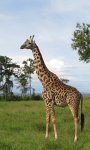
<box><xmin>0</xmin><ymin>0</ymin><xmax>90</xmax><ymax>93</ymax></box>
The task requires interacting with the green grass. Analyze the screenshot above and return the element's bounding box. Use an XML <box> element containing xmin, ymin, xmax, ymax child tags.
<box><xmin>0</xmin><ymin>97</ymin><xmax>90</xmax><ymax>150</ymax></box>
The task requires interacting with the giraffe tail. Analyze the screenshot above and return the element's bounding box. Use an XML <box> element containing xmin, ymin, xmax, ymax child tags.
<box><xmin>81</xmin><ymin>95</ymin><xmax>85</xmax><ymax>131</ymax></box>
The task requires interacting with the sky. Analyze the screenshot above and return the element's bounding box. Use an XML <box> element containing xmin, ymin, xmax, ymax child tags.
<box><xmin>0</xmin><ymin>0</ymin><xmax>90</xmax><ymax>93</ymax></box>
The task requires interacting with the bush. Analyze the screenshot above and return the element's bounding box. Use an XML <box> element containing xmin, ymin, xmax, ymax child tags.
<box><xmin>30</xmin><ymin>93</ymin><xmax>42</xmax><ymax>101</ymax></box>
<box><xmin>0</xmin><ymin>93</ymin><xmax>42</xmax><ymax>101</ymax></box>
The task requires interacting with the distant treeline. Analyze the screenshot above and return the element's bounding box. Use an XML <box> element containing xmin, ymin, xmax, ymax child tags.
<box><xmin>0</xmin><ymin>94</ymin><xmax>42</xmax><ymax>101</ymax></box>
<box><xmin>0</xmin><ymin>55</ymin><xmax>39</xmax><ymax>101</ymax></box>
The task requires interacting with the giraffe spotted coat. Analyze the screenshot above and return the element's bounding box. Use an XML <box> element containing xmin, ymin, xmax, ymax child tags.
<box><xmin>20</xmin><ymin>35</ymin><xmax>84</xmax><ymax>142</ymax></box>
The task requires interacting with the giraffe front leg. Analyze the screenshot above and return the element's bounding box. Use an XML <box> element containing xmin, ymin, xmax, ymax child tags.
<box><xmin>50</xmin><ymin>107</ymin><xmax>58</xmax><ymax>140</ymax></box>
<box><xmin>45</xmin><ymin>107</ymin><xmax>50</xmax><ymax>138</ymax></box>
<box><xmin>42</xmin><ymin>91</ymin><xmax>57</xmax><ymax>140</ymax></box>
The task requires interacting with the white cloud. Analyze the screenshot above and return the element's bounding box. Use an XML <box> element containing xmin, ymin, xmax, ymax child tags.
<box><xmin>46</xmin><ymin>58</ymin><xmax>68</xmax><ymax>79</ymax></box>
<box><xmin>46</xmin><ymin>58</ymin><xmax>64</xmax><ymax>71</ymax></box>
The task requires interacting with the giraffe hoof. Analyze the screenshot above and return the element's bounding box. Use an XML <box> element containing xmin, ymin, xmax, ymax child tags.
<box><xmin>74</xmin><ymin>138</ymin><xmax>77</xmax><ymax>143</ymax></box>
<box><xmin>55</xmin><ymin>136</ymin><xmax>58</xmax><ymax>141</ymax></box>
<box><xmin>45</xmin><ymin>135</ymin><xmax>48</xmax><ymax>139</ymax></box>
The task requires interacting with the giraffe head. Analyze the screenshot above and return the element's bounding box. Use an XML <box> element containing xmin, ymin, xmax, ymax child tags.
<box><xmin>20</xmin><ymin>35</ymin><xmax>36</xmax><ymax>50</ymax></box>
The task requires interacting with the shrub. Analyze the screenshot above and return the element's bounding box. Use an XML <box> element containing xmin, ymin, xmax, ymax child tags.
<box><xmin>30</xmin><ymin>93</ymin><xmax>42</xmax><ymax>101</ymax></box>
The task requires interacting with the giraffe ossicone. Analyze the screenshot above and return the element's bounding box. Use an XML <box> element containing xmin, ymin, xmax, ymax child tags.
<box><xmin>20</xmin><ymin>35</ymin><xmax>84</xmax><ymax>142</ymax></box>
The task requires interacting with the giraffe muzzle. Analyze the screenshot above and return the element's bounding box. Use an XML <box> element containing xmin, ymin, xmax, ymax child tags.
<box><xmin>20</xmin><ymin>45</ymin><xmax>24</xmax><ymax>49</ymax></box>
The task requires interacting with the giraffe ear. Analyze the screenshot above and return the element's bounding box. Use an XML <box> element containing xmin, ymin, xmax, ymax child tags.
<box><xmin>32</xmin><ymin>35</ymin><xmax>35</xmax><ymax>40</ymax></box>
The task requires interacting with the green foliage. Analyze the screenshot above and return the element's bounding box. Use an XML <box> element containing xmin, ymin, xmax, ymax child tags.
<box><xmin>22</xmin><ymin>58</ymin><xmax>35</xmax><ymax>75</ymax></box>
<box><xmin>0</xmin><ymin>56</ymin><xmax>36</xmax><ymax>99</ymax></box>
<box><xmin>22</xmin><ymin>58</ymin><xmax>35</xmax><ymax>96</ymax></box>
<box><xmin>0</xmin><ymin>97</ymin><xmax>90</xmax><ymax>150</ymax></box>
<box><xmin>16</xmin><ymin>74</ymin><xmax>28</xmax><ymax>96</ymax></box>
<box><xmin>0</xmin><ymin>55</ymin><xmax>20</xmax><ymax>99</ymax></box>
<box><xmin>0</xmin><ymin>93</ymin><xmax>42</xmax><ymax>101</ymax></box>
<box><xmin>30</xmin><ymin>93</ymin><xmax>42</xmax><ymax>101</ymax></box>
<box><xmin>16</xmin><ymin>58</ymin><xmax>35</xmax><ymax>96</ymax></box>
<box><xmin>71</xmin><ymin>23</ymin><xmax>90</xmax><ymax>63</ymax></box>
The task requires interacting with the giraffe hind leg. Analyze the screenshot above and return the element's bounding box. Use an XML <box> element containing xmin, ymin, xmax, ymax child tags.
<box><xmin>68</xmin><ymin>104</ymin><xmax>79</xmax><ymax>143</ymax></box>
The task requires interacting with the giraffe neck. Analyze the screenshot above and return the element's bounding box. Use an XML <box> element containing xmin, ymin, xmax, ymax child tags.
<box><xmin>32</xmin><ymin>45</ymin><xmax>49</xmax><ymax>87</ymax></box>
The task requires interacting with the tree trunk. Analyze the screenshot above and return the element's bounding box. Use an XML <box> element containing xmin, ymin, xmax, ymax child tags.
<box><xmin>29</xmin><ymin>75</ymin><xmax>31</xmax><ymax>96</ymax></box>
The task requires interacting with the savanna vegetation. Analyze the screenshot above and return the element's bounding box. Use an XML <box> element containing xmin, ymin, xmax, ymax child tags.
<box><xmin>0</xmin><ymin>95</ymin><xmax>90</xmax><ymax>150</ymax></box>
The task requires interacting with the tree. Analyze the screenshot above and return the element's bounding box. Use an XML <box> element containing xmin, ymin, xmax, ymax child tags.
<box><xmin>0</xmin><ymin>55</ymin><xmax>20</xmax><ymax>99</ymax></box>
<box><xmin>0</xmin><ymin>65</ymin><xmax>3</xmax><ymax>94</ymax></box>
<box><xmin>22</xmin><ymin>58</ymin><xmax>35</xmax><ymax>95</ymax></box>
<box><xmin>71</xmin><ymin>23</ymin><xmax>90</xmax><ymax>63</ymax></box>
<box><xmin>16</xmin><ymin>74</ymin><xmax>28</xmax><ymax>96</ymax></box>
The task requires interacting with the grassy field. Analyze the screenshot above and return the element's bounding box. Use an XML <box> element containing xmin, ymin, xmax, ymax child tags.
<box><xmin>0</xmin><ymin>96</ymin><xmax>90</xmax><ymax>150</ymax></box>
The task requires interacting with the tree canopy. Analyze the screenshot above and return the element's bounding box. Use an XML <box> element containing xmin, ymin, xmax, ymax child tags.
<box><xmin>0</xmin><ymin>56</ymin><xmax>35</xmax><ymax>100</ymax></box>
<box><xmin>16</xmin><ymin>58</ymin><xmax>35</xmax><ymax>96</ymax></box>
<box><xmin>22</xmin><ymin>58</ymin><xmax>35</xmax><ymax>95</ymax></box>
<box><xmin>71</xmin><ymin>23</ymin><xmax>90</xmax><ymax>63</ymax></box>
<box><xmin>0</xmin><ymin>55</ymin><xmax>20</xmax><ymax>99</ymax></box>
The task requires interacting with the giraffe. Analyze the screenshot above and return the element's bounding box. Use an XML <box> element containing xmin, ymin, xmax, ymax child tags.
<box><xmin>20</xmin><ymin>35</ymin><xmax>84</xmax><ymax>142</ymax></box>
